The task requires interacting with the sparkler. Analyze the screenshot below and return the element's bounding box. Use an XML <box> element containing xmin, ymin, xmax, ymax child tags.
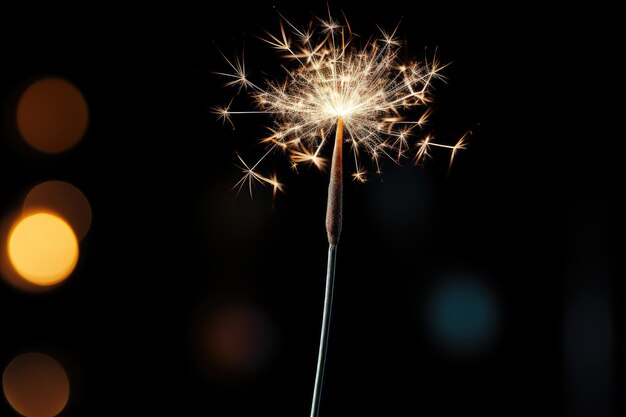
<box><xmin>215</xmin><ymin>9</ymin><xmax>465</xmax><ymax>417</ymax></box>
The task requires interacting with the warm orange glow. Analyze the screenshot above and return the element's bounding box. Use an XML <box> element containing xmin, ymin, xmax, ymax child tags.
<box><xmin>17</xmin><ymin>77</ymin><xmax>88</xmax><ymax>153</ymax></box>
<box><xmin>199</xmin><ymin>304</ymin><xmax>273</xmax><ymax>374</ymax></box>
<box><xmin>2</xmin><ymin>353</ymin><xmax>70</xmax><ymax>417</ymax></box>
<box><xmin>23</xmin><ymin>181</ymin><xmax>92</xmax><ymax>241</ymax></box>
<box><xmin>7</xmin><ymin>213</ymin><xmax>78</xmax><ymax>286</ymax></box>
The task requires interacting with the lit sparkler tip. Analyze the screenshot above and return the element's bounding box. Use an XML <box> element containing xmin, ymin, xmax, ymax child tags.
<box><xmin>217</xmin><ymin>10</ymin><xmax>464</xmax><ymax>199</ymax></box>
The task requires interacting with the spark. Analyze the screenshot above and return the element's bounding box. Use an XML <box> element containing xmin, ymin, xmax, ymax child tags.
<box><xmin>448</xmin><ymin>130</ymin><xmax>471</xmax><ymax>173</ymax></box>
<box><xmin>416</xmin><ymin>130</ymin><xmax>471</xmax><ymax>174</ymax></box>
<box><xmin>233</xmin><ymin>153</ymin><xmax>284</xmax><ymax>201</ymax></box>
<box><xmin>377</xmin><ymin>23</ymin><xmax>402</xmax><ymax>47</ymax></box>
<box><xmin>211</xmin><ymin>99</ymin><xmax>235</xmax><ymax>129</ymax></box>
<box><xmin>415</xmin><ymin>133</ymin><xmax>433</xmax><ymax>165</ymax></box>
<box><xmin>216</xmin><ymin>11</ymin><xmax>464</xmax><ymax>199</ymax></box>
<box><xmin>319</xmin><ymin>14</ymin><xmax>341</xmax><ymax>34</ymax></box>
<box><xmin>352</xmin><ymin>169</ymin><xmax>368</xmax><ymax>183</ymax></box>
<box><xmin>290</xmin><ymin>149</ymin><xmax>328</xmax><ymax>170</ymax></box>
<box><xmin>215</xmin><ymin>49</ymin><xmax>253</xmax><ymax>92</ymax></box>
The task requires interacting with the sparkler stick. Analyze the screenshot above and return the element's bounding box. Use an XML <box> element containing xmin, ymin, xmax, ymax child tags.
<box><xmin>326</xmin><ymin>117</ymin><xmax>343</xmax><ymax>246</ymax></box>
<box><xmin>214</xmin><ymin>10</ymin><xmax>466</xmax><ymax>416</ymax></box>
<box><xmin>309</xmin><ymin>117</ymin><xmax>343</xmax><ymax>417</ymax></box>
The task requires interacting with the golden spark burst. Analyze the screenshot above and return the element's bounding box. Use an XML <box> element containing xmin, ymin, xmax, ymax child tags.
<box><xmin>215</xmin><ymin>11</ymin><xmax>465</xmax><ymax>196</ymax></box>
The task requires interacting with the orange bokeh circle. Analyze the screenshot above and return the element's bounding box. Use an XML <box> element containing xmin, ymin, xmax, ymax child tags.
<box><xmin>17</xmin><ymin>77</ymin><xmax>88</xmax><ymax>154</ymax></box>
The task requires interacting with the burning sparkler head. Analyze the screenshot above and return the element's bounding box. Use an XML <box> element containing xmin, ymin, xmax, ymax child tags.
<box><xmin>216</xmin><ymin>11</ymin><xmax>465</xmax><ymax>196</ymax></box>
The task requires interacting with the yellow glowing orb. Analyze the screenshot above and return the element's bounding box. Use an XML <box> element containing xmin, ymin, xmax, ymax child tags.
<box><xmin>7</xmin><ymin>213</ymin><xmax>78</xmax><ymax>286</ymax></box>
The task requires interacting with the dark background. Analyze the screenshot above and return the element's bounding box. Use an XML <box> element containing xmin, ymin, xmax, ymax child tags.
<box><xmin>0</xmin><ymin>2</ymin><xmax>619</xmax><ymax>416</ymax></box>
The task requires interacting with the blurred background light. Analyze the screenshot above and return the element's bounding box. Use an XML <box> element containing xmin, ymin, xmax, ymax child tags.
<box><xmin>198</xmin><ymin>303</ymin><xmax>274</xmax><ymax>376</ymax></box>
<box><xmin>428</xmin><ymin>273</ymin><xmax>498</xmax><ymax>356</ymax></box>
<box><xmin>2</xmin><ymin>352</ymin><xmax>70</xmax><ymax>417</ymax></box>
<box><xmin>23</xmin><ymin>181</ymin><xmax>92</xmax><ymax>241</ymax></box>
<box><xmin>7</xmin><ymin>212</ymin><xmax>78</xmax><ymax>287</ymax></box>
<box><xmin>16</xmin><ymin>77</ymin><xmax>88</xmax><ymax>154</ymax></box>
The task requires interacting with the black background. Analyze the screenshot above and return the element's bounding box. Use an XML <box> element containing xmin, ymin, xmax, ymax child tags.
<box><xmin>0</xmin><ymin>2</ymin><xmax>619</xmax><ymax>416</ymax></box>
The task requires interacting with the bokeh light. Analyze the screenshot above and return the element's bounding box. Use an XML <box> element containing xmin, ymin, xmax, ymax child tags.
<box><xmin>428</xmin><ymin>273</ymin><xmax>498</xmax><ymax>355</ymax></box>
<box><xmin>199</xmin><ymin>303</ymin><xmax>274</xmax><ymax>376</ymax></box>
<box><xmin>2</xmin><ymin>352</ymin><xmax>70</xmax><ymax>417</ymax></box>
<box><xmin>7</xmin><ymin>212</ymin><xmax>78</xmax><ymax>287</ymax></box>
<box><xmin>23</xmin><ymin>181</ymin><xmax>92</xmax><ymax>241</ymax></box>
<box><xmin>17</xmin><ymin>77</ymin><xmax>88</xmax><ymax>153</ymax></box>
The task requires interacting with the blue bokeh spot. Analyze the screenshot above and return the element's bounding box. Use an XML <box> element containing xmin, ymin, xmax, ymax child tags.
<box><xmin>431</xmin><ymin>277</ymin><xmax>497</xmax><ymax>353</ymax></box>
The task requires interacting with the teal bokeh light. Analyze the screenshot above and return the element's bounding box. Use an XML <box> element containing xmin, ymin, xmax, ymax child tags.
<box><xmin>430</xmin><ymin>275</ymin><xmax>497</xmax><ymax>355</ymax></box>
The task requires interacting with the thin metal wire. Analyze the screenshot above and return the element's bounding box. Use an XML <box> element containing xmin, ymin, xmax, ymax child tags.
<box><xmin>309</xmin><ymin>243</ymin><xmax>338</xmax><ymax>417</ymax></box>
